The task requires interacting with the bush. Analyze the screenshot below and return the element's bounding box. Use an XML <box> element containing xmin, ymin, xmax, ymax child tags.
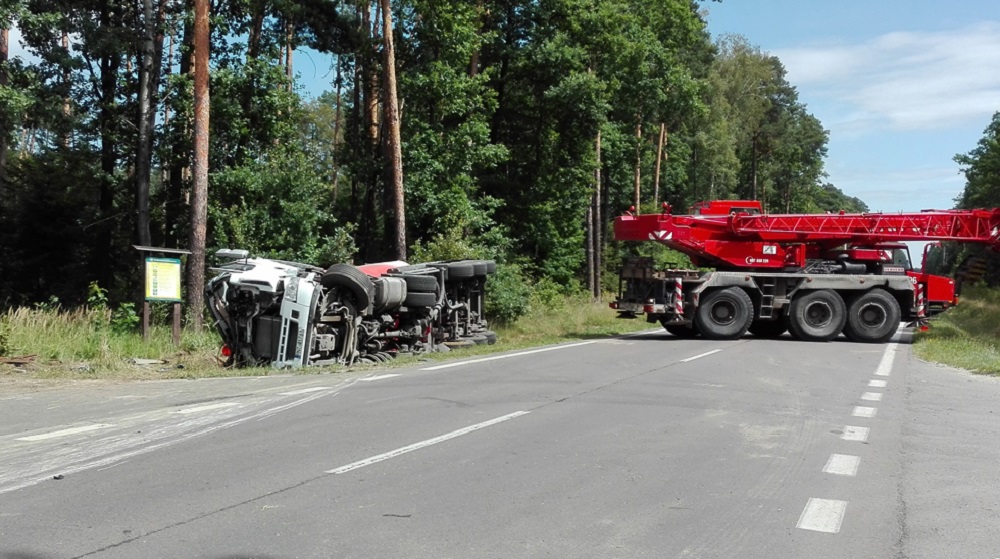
<box><xmin>485</xmin><ymin>262</ymin><xmax>532</xmax><ymax>325</ymax></box>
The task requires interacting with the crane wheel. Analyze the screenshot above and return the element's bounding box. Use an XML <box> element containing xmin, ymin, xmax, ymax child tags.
<box><xmin>787</xmin><ymin>289</ymin><xmax>846</xmax><ymax>342</ymax></box>
<box><xmin>748</xmin><ymin>319</ymin><xmax>788</xmax><ymax>338</ymax></box>
<box><xmin>843</xmin><ymin>289</ymin><xmax>901</xmax><ymax>343</ymax></box>
<box><xmin>694</xmin><ymin>287</ymin><xmax>753</xmax><ymax>340</ymax></box>
<box><xmin>662</xmin><ymin>321</ymin><xmax>700</xmax><ymax>338</ymax></box>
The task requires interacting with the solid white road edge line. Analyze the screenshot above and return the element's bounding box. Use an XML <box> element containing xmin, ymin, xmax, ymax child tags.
<box><xmin>874</xmin><ymin>343</ymin><xmax>898</xmax><ymax>376</ymax></box>
<box><xmin>278</xmin><ymin>387</ymin><xmax>336</xmax><ymax>396</ymax></box>
<box><xmin>797</xmin><ymin>498</ymin><xmax>848</xmax><ymax>533</ymax></box>
<box><xmin>359</xmin><ymin>374</ymin><xmax>402</xmax><ymax>382</ymax></box>
<box><xmin>823</xmin><ymin>454</ymin><xmax>860</xmax><ymax>476</ymax></box>
<box><xmin>327</xmin><ymin>411</ymin><xmax>530</xmax><ymax>474</ymax></box>
<box><xmin>420</xmin><ymin>342</ymin><xmax>597</xmax><ymax>371</ymax></box>
<box><xmin>173</xmin><ymin>402</ymin><xmax>241</xmax><ymax>414</ymax></box>
<box><xmin>680</xmin><ymin>349</ymin><xmax>723</xmax><ymax>363</ymax></box>
<box><xmin>16</xmin><ymin>424</ymin><xmax>114</xmax><ymax>442</ymax></box>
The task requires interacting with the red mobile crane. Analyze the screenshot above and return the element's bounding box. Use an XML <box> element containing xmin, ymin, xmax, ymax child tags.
<box><xmin>610</xmin><ymin>200</ymin><xmax>1000</xmax><ymax>343</ymax></box>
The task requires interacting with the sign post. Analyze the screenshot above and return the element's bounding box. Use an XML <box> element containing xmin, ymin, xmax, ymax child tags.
<box><xmin>134</xmin><ymin>246</ymin><xmax>192</xmax><ymax>345</ymax></box>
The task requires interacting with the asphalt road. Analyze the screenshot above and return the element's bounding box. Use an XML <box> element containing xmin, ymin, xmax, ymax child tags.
<box><xmin>2</xmin><ymin>328</ymin><xmax>999</xmax><ymax>558</ymax></box>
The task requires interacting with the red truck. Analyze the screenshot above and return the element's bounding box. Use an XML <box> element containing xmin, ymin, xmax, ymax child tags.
<box><xmin>611</xmin><ymin>200</ymin><xmax>1000</xmax><ymax>342</ymax></box>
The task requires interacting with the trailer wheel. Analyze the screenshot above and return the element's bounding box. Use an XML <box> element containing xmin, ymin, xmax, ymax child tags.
<box><xmin>788</xmin><ymin>289</ymin><xmax>846</xmax><ymax>342</ymax></box>
<box><xmin>662</xmin><ymin>321</ymin><xmax>699</xmax><ymax>338</ymax></box>
<box><xmin>403</xmin><ymin>291</ymin><xmax>438</xmax><ymax>308</ymax></box>
<box><xmin>321</xmin><ymin>264</ymin><xmax>375</xmax><ymax>313</ymax></box>
<box><xmin>748</xmin><ymin>319</ymin><xmax>788</xmax><ymax>339</ymax></box>
<box><xmin>401</xmin><ymin>274</ymin><xmax>439</xmax><ymax>293</ymax></box>
<box><xmin>694</xmin><ymin>287</ymin><xmax>753</xmax><ymax>340</ymax></box>
<box><xmin>447</xmin><ymin>262</ymin><xmax>475</xmax><ymax>279</ymax></box>
<box><xmin>843</xmin><ymin>289</ymin><xmax>901</xmax><ymax>343</ymax></box>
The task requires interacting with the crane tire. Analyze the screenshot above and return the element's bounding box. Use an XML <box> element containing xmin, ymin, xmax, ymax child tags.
<box><xmin>787</xmin><ymin>289</ymin><xmax>846</xmax><ymax>342</ymax></box>
<box><xmin>748</xmin><ymin>319</ymin><xmax>788</xmax><ymax>338</ymax></box>
<box><xmin>401</xmin><ymin>274</ymin><xmax>439</xmax><ymax>293</ymax></box>
<box><xmin>843</xmin><ymin>289</ymin><xmax>901</xmax><ymax>343</ymax></box>
<box><xmin>662</xmin><ymin>321</ymin><xmax>699</xmax><ymax>338</ymax></box>
<box><xmin>321</xmin><ymin>264</ymin><xmax>375</xmax><ymax>313</ymax></box>
<box><xmin>694</xmin><ymin>287</ymin><xmax>753</xmax><ymax>340</ymax></box>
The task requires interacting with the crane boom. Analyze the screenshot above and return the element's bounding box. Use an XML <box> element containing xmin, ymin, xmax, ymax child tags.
<box><xmin>614</xmin><ymin>201</ymin><xmax>1000</xmax><ymax>270</ymax></box>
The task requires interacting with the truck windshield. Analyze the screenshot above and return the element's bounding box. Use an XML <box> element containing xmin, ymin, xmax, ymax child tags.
<box><xmin>891</xmin><ymin>248</ymin><xmax>912</xmax><ymax>270</ymax></box>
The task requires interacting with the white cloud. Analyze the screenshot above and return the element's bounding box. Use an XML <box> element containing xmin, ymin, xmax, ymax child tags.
<box><xmin>775</xmin><ymin>22</ymin><xmax>1000</xmax><ymax>131</ymax></box>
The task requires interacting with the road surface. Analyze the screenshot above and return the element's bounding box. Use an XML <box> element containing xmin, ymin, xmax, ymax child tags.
<box><xmin>2</xmin><ymin>328</ymin><xmax>999</xmax><ymax>558</ymax></box>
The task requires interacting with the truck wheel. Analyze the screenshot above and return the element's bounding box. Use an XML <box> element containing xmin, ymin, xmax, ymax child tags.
<box><xmin>788</xmin><ymin>289</ymin><xmax>846</xmax><ymax>342</ymax></box>
<box><xmin>661</xmin><ymin>321</ymin><xmax>699</xmax><ymax>338</ymax></box>
<box><xmin>403</xmin><ymin>291</ymin><xmax>438</xmax><ymax>308</ymax></box>
<box><xmin>748</xmin><ymin>319</ymin><xmax>787</xmax><ymax>338</ymax></box>
<box><xmin>401</xmin><ymin>274</ymin><xmax>438</xmax><ymax>293</ymax></box>
<box><xmin>447</xmin><ymin>262</ymin><xmax>475</xmax><ymax>279</ymax></box>
<box><xmin>694</xmin><ymin>287</ymin><xmax>753</xmax><ymax>340</ymax></box>
<box><xmin>843</xmin><ymin>289</ymin><xmax>901</xmax><ymax>343</ymax></box>
<box><xmin>321</xmin><ymin>264</ymin><xmax>375</xmax><ymax>313</ymax></box>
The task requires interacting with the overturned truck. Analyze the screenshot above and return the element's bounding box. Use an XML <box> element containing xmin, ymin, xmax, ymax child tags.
<box><xmin>205</xmin><ymin>249</ymin><xmax>497</xmax><ymax>368</ymax></box>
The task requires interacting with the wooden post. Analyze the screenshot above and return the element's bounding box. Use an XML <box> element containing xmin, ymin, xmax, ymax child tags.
<box><xmin>172</xmin><ymin>302</ymin><xmax>182</xmax><ymax>346</ymax></box>
<box><xmin>143</xmin><ymin>301</ymin><xmax>151</xmax><ymax>341</ymax></box>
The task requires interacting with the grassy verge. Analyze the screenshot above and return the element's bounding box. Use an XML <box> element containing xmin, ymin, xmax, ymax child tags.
<box><xmin>912</xmin><ymin>286</ymin><xmax>1000</xmax><ymax>375</ymax></box>
<box><xmin>0</xmin><ymin>295</ymin><xmax>652</xmax><ymax>382</ymax></box>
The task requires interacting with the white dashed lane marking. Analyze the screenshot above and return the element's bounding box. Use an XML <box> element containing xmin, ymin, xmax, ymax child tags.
<box><xmin>841</xmin><ymin>425</ymin><xmax>870</xmax><ymax>442</ymax></box>
<box><xmin>680</xmin><ymin>349</ymin><xmax>722</xmax><ymax>362</ymax></box>
<box><xmin>861</xmin><ymin>392</ymin><xmax>883</xmax><ymax>402</ymax></box>
<box><xmin>868</xmin><ymin>379</ymin><xmax>887</xmax><ymax>388</ymax></box>
<box><xmin>327</xmin><ymin>411</ymin><xmax>529</xmax><ymax>474</ymax></box>
<box><xmin>16</xmin><ymin>424</ymin><xmax>114</xmax><ymax>442</ymax></box>
<box><xmin>823</xmin><ymin>454</ymin><xmax>860</xmax><ymax>476</ymax></box>
<box><xmin>421</xmin><ymin>342</ymin><xmax>596</xmax><ymax>371</ymax></box>
<box><xmin>278</xmin><ymin>387</ymin><xmax>336</xmax><ymax>396</ymax></box>
<box><xmin>852</xmin><ymin>406</ymin><xmax>877</xmax><ymax>418</ymax></box>
<box><xmin>797</xmin><ymin>498</ymin><xmax>848</xmax><ymax>533</ymax></box>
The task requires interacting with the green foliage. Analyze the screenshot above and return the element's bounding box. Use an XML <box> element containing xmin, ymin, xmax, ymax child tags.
<box><xmin>955</xmin><ymin>111</ymin><xmax>1000</xmax><ymax>209</ymax></box>
<box><xmin>484</xmin><ymin>262</ymin><xmax>533</xmax><ymax>325</ymax></box>
<box><xmin>914</xmin><ymin>286</ymin><xmax>1000</xmax><ymax>374</ymax></box>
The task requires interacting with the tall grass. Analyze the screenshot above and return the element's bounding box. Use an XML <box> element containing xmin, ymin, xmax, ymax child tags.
<box><xmin>913</xmin><ymin>286</ymin><xmax>1000</xmax><ymax>374</ymax></box>
<box><xmin>0</xmin><ymin>306</ymin><xmax>224</xmax><ymax>380</ymax></box>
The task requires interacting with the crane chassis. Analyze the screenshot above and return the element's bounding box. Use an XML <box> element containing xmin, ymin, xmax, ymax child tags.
<box><xmin>611</xmin><ymin>200</ymin><xmax>1000</xmax><ymax>343</ymax></box>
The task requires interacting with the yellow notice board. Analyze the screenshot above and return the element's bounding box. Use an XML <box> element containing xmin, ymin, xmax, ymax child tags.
<box><xmin>145</xmin><ymin>257</ymin><xmax>183</xmax><ymax>302</ymax></box>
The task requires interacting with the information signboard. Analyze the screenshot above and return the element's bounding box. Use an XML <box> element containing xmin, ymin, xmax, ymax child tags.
<box><xmin>145</xmin><ymin>257</ymin><xmax>183</xmax><ymax>302</ymax></box>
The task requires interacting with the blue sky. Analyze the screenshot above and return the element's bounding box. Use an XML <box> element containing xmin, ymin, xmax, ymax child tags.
<box><xmin>703</xmin><ymin>0</ymin><xmax>1000</xmax><ymax>213</ymax></box>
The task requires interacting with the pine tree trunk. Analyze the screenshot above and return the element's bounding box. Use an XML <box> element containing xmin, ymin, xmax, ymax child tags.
<box><xmin>187</xmin><ymin>0</ymin><xmax>210</xmax><ymax>330</ymax></box>
<box><xmin>331</xmin><ymin>58</ymin><xmax>342</xmax><ymax>203</ymax></box>
<box><xmin>95</xmin><ymin>0</ymin><xmax>121</xmax><ymax>290</ymax></box>
<box><xmin>380</xmin><ymin>0</ymin><xmax>406</xmax><ymax>260</ymax></box>
<box><xmin>593</xmin><ymin>128</ymin><xmax>602</xmax><ymax>300</ymax></box>
<box><xmin>165</xmin><ymin>23</ymin><xmax>191</xmax><ymax>249</ymax></box>
<box><xmin>653</xmin><ymin>122</ymin><xmax>665</xmax><ymax>205</ymax></box>
<box><xmin>632</xmin><ymin>119</ymin><xmax>642</xmax><ymax>213</ymax></box>
<box><xmin>135</xmin><ymin>0</ymin><xmax>157</xmax><ymax>247</ymax></box>
<box><xmin>0</xmin><ymin>27</ymin><xmax>8</xmax><ymax>185</ymax></box>
<box><xmin>585</xmin><ymin>205</ymin><xmax>594</xmax><ymax>295</ymax></box>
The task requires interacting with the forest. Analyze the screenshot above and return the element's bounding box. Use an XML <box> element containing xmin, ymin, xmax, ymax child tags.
<box><xmin>2</xmin><ymin>0</ymin><xmax>938</xmax><ymax>326</ymax></box>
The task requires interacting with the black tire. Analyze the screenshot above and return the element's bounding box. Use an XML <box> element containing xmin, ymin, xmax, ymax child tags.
<box><xmin>401</xmin><ymin>274</ymin><xmax>438</xmax><ymax>293</ymax></box>
<box><xmin>444</xmin><ymin>339</ymin><xmax>475</xmax><ymax>349</ymax></box>
<box><xmin>404</xmin><ymin>291</ymin><xmax>438</xmax><ymax>308</ymax></box>
<box><xmin>471</xmin><ymin>260</ymin><xmax>489</xmax><ymax>277</ymax></box>
<box><xmin>485</xmin><ymin>260</ymin><xmax>497</xmax><ymax>274</ymax></box>
<box><xmin>694</xmin><ymin>287</ymin><xmax>753</xmax><ymax>340</ymax></box>
<box><xmin>321</xmin><ymin>264</ymin><xmax>375</xmax><ymax>312</ymax></box>
<box><xmin>787</xmin><ymin>289</ymin><xmax>846</xmax><ymax>342</ymax></box>
<box><xmin>662</xmin><ymin>321</ymin><xmax>699</xmax><ymax>338</ymax></box>
<box><xmin>843</xmin><ymin>289</ymin><xmax>901</xmax><ymax>343</ymax></box>
<box><xmin>748</xmin><ymin>319</ymin><xmax>788</xmax><ymax>338</ymax></box>
<box><xmin>447</xmin><ymin>262</ymin><xmax>475</xmax><ymax>279</ymax></box>
<box><xmin>482</xmin><ymin>330</ymin><xmax>498</xmax><ymax>344</ymax></box>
